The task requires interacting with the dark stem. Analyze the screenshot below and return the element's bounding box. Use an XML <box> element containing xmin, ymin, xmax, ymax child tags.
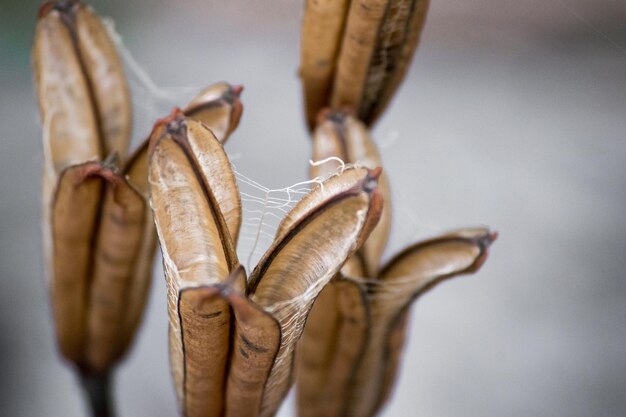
<box><xmin>78</xmin><ymin>371</ymin><xmax>116</xmax><ymax>417</ymax></box>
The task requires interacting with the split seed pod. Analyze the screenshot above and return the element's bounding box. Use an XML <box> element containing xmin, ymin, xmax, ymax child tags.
<box><xmin>348</xmin><ymin>228</ymin><xmax>497</xmax><ymax>417</ymax></box>
<box><xmin>300</xmin><ymin>0</ymin><xmax>430</xmax><ymax>128</ymax></box>
<box><xmin>148</xmin><ymin>114</ymin><xmax>382</xmax><ymax>417</ymax></box>
<box><xmin>297</xmin><ymin>113</ymin><xmax>496</xmax><ymax>417</ymax></box>
<box><xmin>183</xmin><ymin>82</ymin><xmax>244</xmax><ymax>144</ymax></box>
<box><xmin>33</xmin><ymin>0</ymin><xmax>160</xmax><ymax>373</ymax></box>
<box><xmin>297</xmin><ymin>228</ymin><xmax>496</xmax><ymax>417</ymax></box>
<box><xmin>310</xmin><ymin>110</ymin><xmax>391</xmax><ymax>277</ymax></box>
<box><xmin>32</xmin><ymin>0</ymin><xmax>248</xmax><ymax>376</ymax></box>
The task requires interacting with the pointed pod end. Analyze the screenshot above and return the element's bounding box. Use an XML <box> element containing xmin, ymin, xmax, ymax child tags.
<box><xmin>38</xmin><ymin>0</ymin><xmax>78</xmax><ymax>18</ymax></box>
<box><xmin>230</xmin><ymin>84</ymin><xmax>244</xmax><ymax>98</ymax></box>
<box><xmin>364</xmin><ymin>167</ymin><xmax>382</xmax><ymax>193</ymax></box>
<box><xmin>470</xmin><ymin>229</ymin><xmax>498</xmax><ymax>272</ymax></box>
<box><xmin>148</xmin><ymin>107</ymin><xmax>186</xmax><ymax>156</ymax></box>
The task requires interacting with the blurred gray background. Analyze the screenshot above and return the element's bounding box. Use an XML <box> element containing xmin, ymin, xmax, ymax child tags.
<box><xmin>1</xmin><ymin>0</ymin><xmax>625</xmax><ymax>416</ymax></box>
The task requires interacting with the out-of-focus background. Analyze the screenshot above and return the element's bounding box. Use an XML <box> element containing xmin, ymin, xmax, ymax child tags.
<box><xmin>1</xmin><ymin>0</ymin><xmax>625</xmax><ymax>416</ymax></box>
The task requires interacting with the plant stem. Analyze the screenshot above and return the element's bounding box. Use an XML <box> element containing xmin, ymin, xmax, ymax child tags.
<box><xmin>78</xmin><ymin>371</ymin><xmax>116</xmax><ymax>417</ymax></box>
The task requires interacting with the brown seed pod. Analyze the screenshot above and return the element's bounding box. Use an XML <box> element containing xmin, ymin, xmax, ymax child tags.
<box><xmin>183</xmin><ymin>82</ymin><xmax>244</xmax><ymax>144</ymax></box>
<box><xmin>299</xmin><ymin>0</ymin><xmax>351</xmax><ymax>129</ymax></box>
<box><xmin>50</xmin><ymin>162</ymin><xmax>103</xmax><ymax>363</ymax></box>
<box><xmin>34</xmin><ymin>1</ymin><xmax>131</xmax><ymax>166</ymax></box>
<box><xmin>225</xmin><ymin>267</ymin><xmax>281</xmax><ymax>417</ymax></box>
<box><xmin>85</xmin><ymin>167</ymin><xmax>146</xmax><ymax>372</ymax></box>
<box><xmin>249</xmin><ymin>168</ymin><xmax>383</xmax><ymax>417</ymax></box>
<box><xmin>116</xmin><ymin>140</ymin><xmax>158</xmax><ymax>356</ymax></box>
<box><xmin>73</xmin><ymin>3</ymin><xmax>132</xmax><ymax>161</ymax></box>
<box><xmin>299</xmin><ymin>0</ymin><xmax>430</xmax><ymax>127</ymax></box>
<box><xmin>148</xmin><ymin>111</ymin><xmax>242</xmax><ymax>412</ymax></box>
<box><xmin>311</xmin><ymin>111</ymin><xmax>391</xmax><ymax>276</ymax></box>
<box><xmin>347</xmin><ymin>228</ymin><xmax>497</xmax><ymax>417</ymax></box>
<box><xmin>296</xmin><ymin>276</ymin><xmax>369</xmax><ymax>417</ymax></box>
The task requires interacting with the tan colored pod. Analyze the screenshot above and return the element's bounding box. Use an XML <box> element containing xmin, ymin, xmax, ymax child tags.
<box><xmin>358</xmin><ymin>0</ymin><xmax>418</xmax><ymax>122</ymax></box>
<box><xmin>33</xmin><ymin>4</ymin><xmax>102</xmax><ymax>175</ymax></box>
<box><xmin>149</xmin><ymin>111</ymin><xmax>242</xmax><ymax>409</ymax></box>
<box><xmin>301</xmin><ymin>0</ymin><xmax>426</xmax><ymax>126</ymax></box>
<box><xmin>184</xmin><ymin>118</ymin><xmax>242</xmax><ymax>246</ymax></box>
<box><xmin>179</xmin><ymin>287</ymin><xmax>231</xmax><ymax>417</ymax></box>
<box><xmin>73</xmin><ymin>2</ymin><xmax>132</xmax><ymax>161</ymax></box>
<box><xmin>50</xmin><ymin>162</ymin><xmax>103</xmax><ymax>363</ymax></box>
<box><xmin>368</xmin><ymin>0</ymin><xmax>429</xmax><ymax>124</ymax></box>
<box><xmin>296</xmin><ymin>276</ymin><xmax>369</xmax><ymax>417</ymax></box>
<box><xmin>183</xmin><ymin>82</ymin><xmax>244</xmax><ymax>144</ymax></box>
<box><xmin>85</xmin><ymin>167</ymin><xmax>146</xmax><ymax>372</ymax></box>
<box><xmin>331</xmin><ymin>0</ymin><xmax>389</xmax><ymax>116</ymax></box>
<box><xmin>299</xmin><ymin>0</ymin><xmax>351</xmax><ymax>129</ymax></box>
<box><xmin>225</xmin><ymin>267</ymin><xmax>281</xmax><ymax>417</ymax></box>
<box><xmin>117</xmin><ymin>140</ymin><xmax>157</xmax><ymax>355</ymax></box>
<box><xmin>35</xmin><ymin>1</ymin><xmax>131</xmax><ymax>165</ymax></box>
<box><xmin>249</xmin><ymin>168</ymin><xmax>383</xmax><ymax>417</ymax></box>
<box><xmin>312</xmin><ymin>111</ymin><xmax>391</xmax><ymax>276</ymax></box>
<box><xmin>347</xmin><ymin>228</ymin><xmax>497</xmax><ymax>417</ymax></box>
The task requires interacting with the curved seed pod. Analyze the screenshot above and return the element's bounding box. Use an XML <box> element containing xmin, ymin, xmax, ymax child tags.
<box><xmin>249</xmin><ymin>168</ymin><xmax>383</xmax><ymax>417</ymax></box>
<box><xmin>276</xmin><ymin>166</ymin><xmax>370</xmax><ymax>239</ymax></box>
<box><xmin>296</xmin><ymin>276</ymin><xmax>369</xmax><ymax>417</ymax></box>
<box><xmin>149</xmin><ymin>113</ymin><xmax>240</xmax><ymax>410</ymax></box>
<box><xmin>225</xmin><ymin>267</ymin><xmax>281</xmax><ymax>417</ymax></box>
<box><xmin>185</xmin><ymin>118</ymin><xmax>242</xmax><ymax>246</ymax></box>
<box><xmin>331</xmin><ymin>0</ymin><xmax>389</xmax><ymax>116</ymax></box>
<box><xmin>347</xmin><ymin>228</ymin><xmax>497</xmax><ymax>417</ymax></box>
<box><xmin>33</xmin><ymin>3</ymin><xmax>101</xmax><ymax>175</ymax></box>
<box><xmin>357</xmin><ymin>0</ymin><xmax>417</xmax><ymax>122</ymax></box>
<box><xmin>117</xmin><ymin>140</ymin><xmax>156</xmax><ymax>354</ymax></box>
<box><xmin>85</xmin><ymin>167</ymin><xmax>146</xmax><ymax>372</ymax></box>
<box><xmin>50</xmin><ymin>162</ymin><xmax>103</xmax><ymax>363</ymax></box>
<box><xmin>73</xmin><ymin>2</ymin><xmax>132</xmax><ymax>161</ymax></box>
<box><xmin>331</xmin><ymin>0</ymin><xmax>429</xmax><ymax>125</ymax></box>
<box><xmin>299</xmin><ymin>0</ymin><xmax>351</xmax><ymax>130</ymax></box>
<box><xmin>311</xmin><ymin>111</ymin><xmax>391</xmax><ymax>276</ymax></box>
<box><xmin>178</xmin><ymin>287</ymin><xmax>230</xmax><ymax>417</ymax></box>
<box><xmin>368</xmin><ymin>0</ymin><xmax>429</xmax><ymax>124</ymax></box>
<box><xmin>183</xmin><ymin>82</ymin><xmax>244</xmax><ymax>144</ymax></box>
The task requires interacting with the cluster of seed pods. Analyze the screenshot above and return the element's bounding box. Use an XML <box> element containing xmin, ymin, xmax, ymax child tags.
<box><xmin>33</xmin><ymin>1</ymin><xmax>495</xmax><ymax>417</ymax></box>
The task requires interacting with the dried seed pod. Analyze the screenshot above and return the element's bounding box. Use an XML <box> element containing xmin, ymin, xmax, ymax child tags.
<box><xmin>225</xmin><ymin>267</ymin><xmax>281</xmax><ymax>417</ymax></box>
<box><xmin>178</xmin><ymin>287</ymin><xmax>231</xmax><ymax>417</ymax></box>
<box><xmin>311</xmin><ymin>111</ymin><xmax>391</xmax><ymax>276</ymax></box>
<box><xmin>50</xmin><ymin>157</ymin><xmax>153</xmax><ymax>370</ymax></box>
<box><xmin>149</xmin><ymin>111</ymin><xmax>242</xmax><ymax>412</ymax></box>
<box><xmin>183</xmin><ymin>82</ymin><xmax>244</xmax><ymax>144</ymax></box>
<box><xmin>72</xmin><ymin>2</ymin><xmax>132</xmax><ymax>161</ymax></box>
<box><xmin>50</xmin><ymin>162</ymin><xmax>103</xmax><ymax>363</ymax></box>
<box><xmin>33</xmin><ymin>3</ymin><xmax>102</xmax><ymax>175</ymax></box>
<box><xmin>331</xmin><ymin>0</ymin><xmax>389</xmax><ymax>118</ymax></box>
<box><xmin>34</xmin><ymin>1</ymin><xmax>131</xmax><ymax>166</ymax></box>
<box><xmin>183</xmin><ymin>118</ymin><xmax>242</xmax><ymax>246</ymax></box>
<box><xmin>299</xmin><ymin>0</ymin><xmax>429</xmax><ymax>126</ymax></box>
<box><xmin>296</xmin><ymin>276</ymin><xmax>369</xmax><ymax>417</ymax></box>
<box><xmin>299</xmin><ymin>0</ymin><xmax>351</xmax><ymax>129</ymax></box>
<box><xmin>249</xmin><ymin>168</ymin><xmax>383</xmax><ymax>417</ymax></box>
<box><xmin>347</xmin><ymin>228</ymin><xmax>497</xmax><ymax>417</ymax></box>
<box><xmin>85</xmin><ymin>167</ymin><xmax>146</xmax><ymax>372</ymax></box>
<box><xmin>367</xmin><ymin>0</ymin><xmax>429</xmax><ymax>124</ymax></box>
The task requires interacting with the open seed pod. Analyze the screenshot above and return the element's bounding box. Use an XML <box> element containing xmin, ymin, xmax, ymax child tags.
<box><xmin>297</xmin><ymin>112</ymin><xmax>497</xmax><ymax>417</ymax></box>
<box><xmin>300</xmin><ymin>0</ymin><xmax>430</xmax><ymax>129</ymax></box>
<box><xmin>149</xmin><ymin>112</ymin><xmax>382</xmax><ymax>416</ymax></box>
<box><xmin>33</xmin><ymin>0</ymin><xmax>247</xmax><ymax>376</ymax></box>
